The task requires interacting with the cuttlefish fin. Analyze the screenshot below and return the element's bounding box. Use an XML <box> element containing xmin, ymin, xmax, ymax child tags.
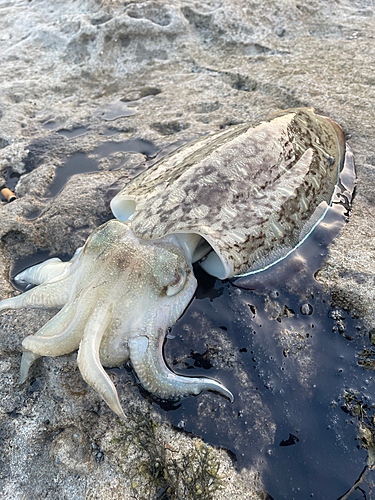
<box><xmin>77</xmin><ymin>302</ymin><xmax>126</xmax><ymax>420</ymax></box>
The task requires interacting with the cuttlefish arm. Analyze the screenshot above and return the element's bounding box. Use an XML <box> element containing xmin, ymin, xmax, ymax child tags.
<box><xmin>15</xmin><ymin>258</ymin><xmax>73</xmax><ymax>286</ymax></box>
<box><xmin>20</xmin><ymin>293</ymin><xmax>95</xmax><ymax>383</ymax></box>
<box><xmin>128</xmin><ymin>295</ymin><xmax>234</xmax><ymax>402</ymax></box>
<box><xmin>0</xmin><ymin>220</ymin><xmax>233</xmax><ymax>419</ymax></box>
<box><xmin>77</xmin><ymin>301</ymin><xmax>127</xmax><ymax>420</ymax></box>
<box><xmin>20</xmin><ymin>298</ymin><xmax>82</xmax><ymax>383</ymax></box>
<box><xmin>0</xmin><ymin>254</ymin><xmax>85</xmax><ymax>382</ymax></box>
<box><xmin>129</xmin><ymin>333</ymin><xmax>234</xmax><ymax>402</ymax></box>
<box><xmin>0</xmin><ymin>274</ymin><xmax>75</xmax><ymax>311</ymax></box>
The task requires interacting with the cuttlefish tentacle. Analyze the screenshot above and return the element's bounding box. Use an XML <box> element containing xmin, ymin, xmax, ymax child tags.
<box><xmin>0</xmin><ymin>274</ymin><xmax>76</xmax><ymax>311</ymax></box>
<box><xmin>15</xmin><ymin>247</ymin><xmax>84</xmax><ymax>287</ymax></box>
<box><xmin>15</xmin><ymin>258</ymin><xmax>73</xmax><ymax>286</ymax></box>
<box><xmin>77</xmin><ymin>301</ymin><xmax>126</xmax><ymax>420</ymax></box>
<box><xmin>128</xmin><ymin>331</ymin><xmax>234</xmax><ymax>402</ymax></box>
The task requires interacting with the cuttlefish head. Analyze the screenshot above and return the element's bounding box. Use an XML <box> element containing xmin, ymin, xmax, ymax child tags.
<box><xmin>0</xmin><ymin>220</ymin><xmax>233</xmax><ymax>419</ymax></box>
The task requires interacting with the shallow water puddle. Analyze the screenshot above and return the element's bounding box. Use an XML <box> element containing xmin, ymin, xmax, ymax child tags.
<box><xmin>93</xmin><ymin>138</ymin><xmax>158</xmax><ymax>158</ymax></box>
<box><xmin>19</xmin><ymin>138</ymin><xmax>159</xmax><ymax>221</ymax></box>
<box><xmin>42</xmin><ymin>121</ymin><xmax>66</xmax><ymax>131</ymax></box>
<box><xmin>20</xmin><ymin>139</ymin><xmax>159</xmax><ymax>212</ymax></box>
<box><xmin>56</xmin><ymin>127</ymin><xmax>88</xmax><ymax>139</ymax></box>
<box><xmin>104</xmin><ymin>128</ymin><xmax>121</xmax><ymax>136</ymax></box>
<box><xmin>48</xmin><ymin>138</ymin><xmax>158</xmax><ymax>198</ymax></box>
<box><xmin>162</xmin><ymin>261</ymin><xmax>372</xmax><ymax>499</ymax></box>
<box><xmin>93</xmin><ymin>99</ymin><xmax>138</xmax><ymax>120</ymax></box>
<box><xmin>93</xmin><ymin>88</ymin><xmax>161</xmax><ymax>121</ymax></box>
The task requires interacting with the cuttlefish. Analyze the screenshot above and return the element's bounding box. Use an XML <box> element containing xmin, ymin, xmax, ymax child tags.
<box><xmin>0</xmin><ymin>108</ymin><xmax>354</xmax><ymax>419</ymax></box>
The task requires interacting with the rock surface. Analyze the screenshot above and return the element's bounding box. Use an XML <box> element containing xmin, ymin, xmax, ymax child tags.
<box><xmin>1</xmin><ymin>0</ymin><xmax>375</xmax><ymax>499</ymax></box>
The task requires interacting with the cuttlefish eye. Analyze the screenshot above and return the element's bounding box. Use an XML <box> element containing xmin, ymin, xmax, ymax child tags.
<box><xmin>166</xmin><ymin>268</ymin><xmax>187</xmax><ymax>296</ymax></box>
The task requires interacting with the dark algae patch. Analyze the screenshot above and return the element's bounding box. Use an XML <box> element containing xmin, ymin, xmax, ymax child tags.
<box><xmin>111</xmin><ymin>408</ymin><xmax>224</xmax><ymax>500</ymax></box>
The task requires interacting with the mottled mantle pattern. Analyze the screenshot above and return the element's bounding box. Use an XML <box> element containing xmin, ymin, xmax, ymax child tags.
<box><xmin>117</xmin><ymin>108</ymin><xmax>345</xmax><ymax>276</ymax></box>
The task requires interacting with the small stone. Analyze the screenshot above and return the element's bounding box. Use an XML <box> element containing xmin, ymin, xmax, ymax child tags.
<box><xmin>330</xmin><ymin>309</ymin><xmax>344</xmax><ymax>321</ymax></box>
<box><xmin>300</xmin><ymin>303</ymin><xmax>313</xmax><ymax>315</ymax></box>
<box><xmin>274</xmin><ymin>27</ymin><xmax>285</xmax><ymax>37</ymax></box>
